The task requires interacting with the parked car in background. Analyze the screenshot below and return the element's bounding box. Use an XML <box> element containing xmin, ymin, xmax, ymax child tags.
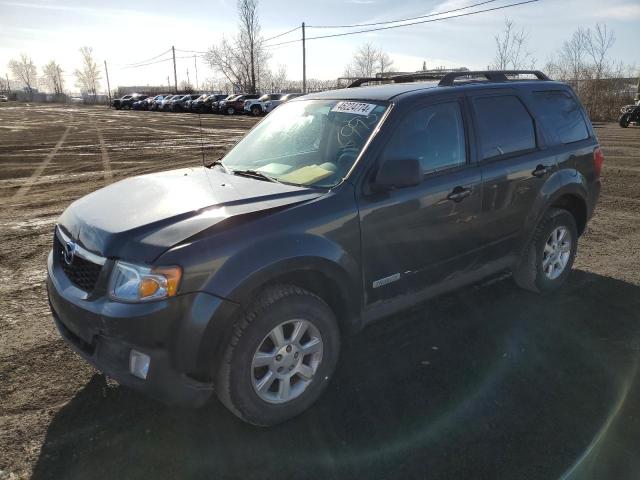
<box><xmin>158</xmin><ymin>95</ymin><xmax>178</xmax><ymax>111</ymax></box>
<box><xmin>244</xmin><ymin>93</ymin><xmax>284</xmax><ymax>116</ymax></box>
<box><xmin>0</xmin><ymin>94</ymin><xmax>8</xmax><ymax>102</ymax></box>
<box><xmin>264</xmin><ymin>93</ymin><xmax>303</xmax><ymax>113</ymax></box>
<box><xmin>187</xmin><ymin>94</ymin><xmax>209</xmax><ymax>112</ymax></box>
<box><xmin>211</xmin><ymin>94</ymin><xmax>237</xmax><ymax>114</ymax></box>
<box><xmin>119</xmin><ymin>94</ymin><xmax>148</xmax><ymax>110</ymax></box>
<box><xmin>183</xmin><ymin>94</ymin><xmax>204</xmax><ymax>112</ymax></box>
<box><xmin>110</xmin><ymin>94</ymin><xmax>132</xmax><ymax>109</ymax></box>
<box><xmin>149</xmin><ymin>95</ymin><xmax>168</xmax><ymax>111</ymax></box>
<box><xmin>192</xmin><ymin>94</ymin><xmax>228</xmax><ymax>113</ymax></box>
<box><xmin>222</xmin><ymin>94</ymin><xmax>260</xmax><ymax>115</ymax></box>
<box><xmin>170</xmin><ymin>94</ymin><xmax>201</xmax><ymax>112</ymax></box>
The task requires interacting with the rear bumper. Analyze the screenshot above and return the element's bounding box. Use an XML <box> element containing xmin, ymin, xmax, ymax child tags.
<box><xmin>47</xmin><ymin>251</ymin><xmax>238</xmax><ymax>407</ymax></box>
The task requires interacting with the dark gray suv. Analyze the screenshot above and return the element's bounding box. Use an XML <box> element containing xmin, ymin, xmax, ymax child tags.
<box><xmin>47</xmin><ymin>70</ymin><xmax>602</xmax><ymax>426</ymax></box>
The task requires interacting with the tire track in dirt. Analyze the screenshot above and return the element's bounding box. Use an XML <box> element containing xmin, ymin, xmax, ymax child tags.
<box><xmin>11</xmin><ymin>115</ymin><xmax>73</xmax><ymax>204</ymax></box>
<box><xmin>88</xmin><ymin>115</ymin><xmax>112</xmax><ymax>184</ymax></box>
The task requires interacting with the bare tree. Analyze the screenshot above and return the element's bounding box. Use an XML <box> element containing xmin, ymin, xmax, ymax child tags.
<box><xmin>378</xmin><ymin>51</ymin><xmax>395</xmax><ymax>75</ymax></box>
<box><xmin>205</xmin><ymin>0</ymin><xmax>267</xmax><ymax>93</ymax></box>
<box><xmin>42</xmin><ymin>60</ymin><xmax>64</xmax><ymax>94</ymax></box>
<box><xmin>8</xmin><ymin>53</ymin><xmax>37</xmax><ymax>93</ymax></box>
<box><xmin>344</xmin><ymin>43</ymin><xmax>395</xmax><ymax>78</ymax></box>
<box><xmin>74</xmin><ymin>47</ymin><xmax>101</xmax><ymax>95</ymax></box>
<box><xmin>585</xmin><ymin>23</ymin><xmax>615</xmax><ymax>80</ymax></box>
<box><xmin>491</xmin><ymin>19</ymin><xmax>535</xmax><ymax>70</ymax></box>
<box><xmin>262</xmin><ymin>64</ymin><xmax>288</xmax><ymax>92</ymax></box>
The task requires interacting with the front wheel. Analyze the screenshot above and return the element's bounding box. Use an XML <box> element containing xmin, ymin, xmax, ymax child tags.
<box><xmin>251</xmin><ymin>105</ymin><xmax>262</xmax><ymax>116</ymax></box>
<box><xmin>226</xmin><ymin>106</ymin><xmax>235</xmax><ymax>115</ymax></box>
<box><xmin>216</xmin><ymin>285</ymin><xmax>340</xmax><ymax>426</ymax></box>
<box><xmin>619</xmin><ymin>113</ymin><xmax>631</xmax><ymax>128</ymax></box>
<box><xmin>513</xmin><ymin>208</ymin><xmax>578</xmax><ymax>293</ymax></box>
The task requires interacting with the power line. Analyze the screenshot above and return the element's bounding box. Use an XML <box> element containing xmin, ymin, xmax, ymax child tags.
<box><xmin>263</xmin><ymin>25</ymin><xmax>301</xmax><ymax>42</ymax></box>
<box><xmin>307</xmin><ymin>0</ymin><xmax>500</xmax><ymax>28</ymax></box>
<box><xmin>121</xmin><ymin>54</ymin><xmax>204</xmax><ymax>69</ymax></box>
<box><xmin>264</xmin><ymin>0</ymin><xmax>539</xmax><ymax>48</ymax></box>
<box><xmin>124</xmin><ymin>48</ymin><xmax>173</xmax><ymax>67</ymax></box>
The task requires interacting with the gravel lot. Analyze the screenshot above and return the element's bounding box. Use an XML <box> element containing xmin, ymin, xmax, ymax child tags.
<box><xmin>1</xmin><ymin>104</ymin><xmax>639</xmax><ymax>480</ymax></box>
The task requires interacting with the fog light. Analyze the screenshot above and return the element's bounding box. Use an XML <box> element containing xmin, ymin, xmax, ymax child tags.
<box><xmin>129</xmin><ymin>350</ymin><xmax>150</xmax><ymax>380</ymax></box>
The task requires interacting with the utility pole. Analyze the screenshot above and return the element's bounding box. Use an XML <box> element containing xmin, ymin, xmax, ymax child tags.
<box><xmin>104</xmin><ymin>60</ymin><xmax>112</xmax><ymax>104</ymax></box>
<box><xmin>302</xmin><ymin>22</ymin><xmax>307</xmax><ymax>94</ymax></box>
<box><xmin>167</xmin><ymin>76</ymin><xmax>170</xmax><ymax>90</ymax></box>
<box><xmin>5</xmin><ymin>73</ymin><xmax>10</xmax><ymax>93</ymax></box>
<box><xmin>186</xmin><ymin>68</ymin><xmax>190</xmax><ymax>90</ymax></box>
<box><xmin>172</xmin><ymin>45</ymin><xmax>178</xmax><ymax>93</ymax></box>
<box><xmin>193</xmin><ymin>55</ymin><xmax>199</xmax><ymax>91</ymax></box>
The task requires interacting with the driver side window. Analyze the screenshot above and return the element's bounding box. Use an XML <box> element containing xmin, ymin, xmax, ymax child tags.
<box><xmin>383</xmin><ymin>101</ymin><xmax>467</xmax><ymax>174</ymax></box>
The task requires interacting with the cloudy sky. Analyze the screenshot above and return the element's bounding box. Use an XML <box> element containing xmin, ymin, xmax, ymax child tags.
<box><xmin>1</xmin><ymin>0</ymin><xmax>638</xmax><ymax>93</ymax></box>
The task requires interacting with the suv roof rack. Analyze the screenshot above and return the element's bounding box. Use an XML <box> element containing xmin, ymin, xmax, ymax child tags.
<box><xmin>438</xmin><ymin>70</ymin><xmax>550</xmax><ymax>86</ymax></box>
<box><xmin>347</xmin><ymin>74</ymin><xmax>444</xmax><ymax>88</ymax></box>
<box><xmin>345</xmin><ymin>70</ymin><xmax>550</xmax><ymax>88</ymax></box>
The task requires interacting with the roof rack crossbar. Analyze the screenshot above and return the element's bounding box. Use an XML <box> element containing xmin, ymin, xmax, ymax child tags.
<box><xmin>347</xmin><ymin>73</ymin><xmax>445</xmax><ymax>88</ymax></box>
<box><xmin>438</xmin><ymin>70</ymin><xmax>550</xmax><ymax>86</ymax></box>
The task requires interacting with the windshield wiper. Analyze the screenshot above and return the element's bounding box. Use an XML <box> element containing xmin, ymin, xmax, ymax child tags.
<box><xmin>231</xmin><ymin>169</ymin><xmax>281</xmax><ymax>183</ymax></box>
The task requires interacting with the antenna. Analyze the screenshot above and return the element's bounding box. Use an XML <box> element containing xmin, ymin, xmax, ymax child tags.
<box><xmin>198</xmin><ymin>108</ymin><xmax>206</xmax><ymax>167</ymax></box>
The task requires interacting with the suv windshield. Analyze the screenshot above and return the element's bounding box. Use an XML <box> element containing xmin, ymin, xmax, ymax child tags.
<box><xmin>220</xmin><ymin>99</ymin><xmax>388</xmax><ymax>188</ymax></box>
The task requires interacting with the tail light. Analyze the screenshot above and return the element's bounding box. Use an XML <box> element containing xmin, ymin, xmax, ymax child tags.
<box><xmin>593</xmin><ymin>147</ymin><xmax>604</xmax><ymax>178</ymax></box>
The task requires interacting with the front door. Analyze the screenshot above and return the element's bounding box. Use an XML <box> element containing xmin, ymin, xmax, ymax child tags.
<box><xmin>357</xmin><ymin>96</ymin><xmax>483</xmax><ymax>306</ymax></box>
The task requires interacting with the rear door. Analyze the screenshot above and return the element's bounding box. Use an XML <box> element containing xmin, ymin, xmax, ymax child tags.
<box><xmin>529</xmin><ymin>89</ymin><xmax>595</xmax><ymax>180</ymax></box>
<box><xmin>358</xmin><ymin>94</ymin><xmax>484</xmax><ymax>305</ymax></box>
<box><xmin>468</xmin><ymin>88</ymin><xmax>557</xmax><ymax>260</ymax></box>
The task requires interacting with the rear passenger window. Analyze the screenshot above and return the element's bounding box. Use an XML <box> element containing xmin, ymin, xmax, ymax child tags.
<box><xmin>383</xmin><ymin>101</ymin><xmax>466</xmax><ymax>174</ymax></box>
<box><xmin>473</xmin><ymin>95</ymin><xmax>536</xmax><ymax>160</ymax></box>
<box><xmin>532</xmin><ymin>90</ymin><xmax>589</xmax><ymax>144</ymax></box>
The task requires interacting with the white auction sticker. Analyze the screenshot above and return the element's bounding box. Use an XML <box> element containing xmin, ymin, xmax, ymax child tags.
<box><xmin>331</xmin><ymin>101</ymin><xmax>377</xmax><ymax>116</ymax></box>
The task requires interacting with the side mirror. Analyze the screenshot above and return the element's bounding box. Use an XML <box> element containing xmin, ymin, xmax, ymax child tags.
<box><xmin>372</xmin><ymin>158</ymin><xmax>422</xmax><ymax>191</ymax></box>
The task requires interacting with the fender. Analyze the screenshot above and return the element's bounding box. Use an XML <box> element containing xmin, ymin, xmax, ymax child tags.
<box><xmin>518</xmin><ymin>168</ymin><xmax>589</xmax><ymax>252</ymax></box>
<box><xmin>185</xmin><ymin>232</ymin><xmax>361</xmax><ymax>379</ymax></box>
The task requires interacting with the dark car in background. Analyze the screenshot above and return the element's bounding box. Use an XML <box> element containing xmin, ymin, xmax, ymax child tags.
<box><xmin>118</xmin><ymin>94</ymin><xmax>148</xmax><ymax>110</ymax></box>
<box><xmin>158</xmin><ymin>95</ymin><xmax>178</xmax><ymax>111</ymax></box>
<box><xmin>244</xmin><ymin>93</ymin><xmax>284</xmax><ymax>116</ymax></box>
<box><xmin>192</xmin><ymin>94</ymin><xmax>228</xmax><ymax>113</ymax></box>
<box><xmin>110</xmin><ymin>94</ymin><xmax>132</xmax><ymax>109</ymax></box>
<box><xmin>211</xmin><ymin>94</ymin><xmax>236</xmax><ymax>114</ymax></box>
<box><xmin>169</xmin><ymin>94</ymin><xmax>201</xmax><ymax>112</ymax></box>
<box><xmin>48</xmin><ymin>70</ymin><xmax>602</xmax><ymax>426</ymax></box>
<box><xmin>221</xmin><ymin>93</ymin><xmax>260</xmax><ymax>115</ymax></box>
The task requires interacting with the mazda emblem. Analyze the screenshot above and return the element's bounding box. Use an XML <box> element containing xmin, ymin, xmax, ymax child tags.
<box><xmin>63</xmin><ymin>241</ymin><xmax>76</xmax><ymax>265</ymax></box>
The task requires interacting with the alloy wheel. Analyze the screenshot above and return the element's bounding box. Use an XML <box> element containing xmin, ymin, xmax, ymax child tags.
<box><xmin>542</xmin><ymin>226</ymin><xmax>571</xmax><ymax>280</ymax></box>
<box><xmin>251</xmin><ymin>319</ymin><xmax>323</xmax><ymax>404</ymax></box>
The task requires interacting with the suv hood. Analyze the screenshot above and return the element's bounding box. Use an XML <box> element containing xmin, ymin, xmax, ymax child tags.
<box><xmin>58</xmin><ymin>166</ymin><xmax>323</xmax><ymax>263</ymax></box>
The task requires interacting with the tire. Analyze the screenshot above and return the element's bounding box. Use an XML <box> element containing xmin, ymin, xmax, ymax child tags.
<box><xmin>251</xmin><ymin>105</ymin><xmax>262</xmax><ymax>116</ymax></box>
<box><xmin>619</xmin><ymin>113</ymin><xmax>631</xmax><ymax>128</ymax></box>
<box><xmin>123</xmin><ymin>104</ymin><xmax>131</xmax><ymax>110</ymax></box>
<box><xmin>216</xmin><ymin>284</ymin><xmax>340</xmax><ymax>426</ymax></box>
<box><xmin>513</xmin><ymin>208</ymin><xmax>578</xmax><ymax>293</ymax></box>
<box><xmin>226</xmin><ymin>106</ymin><xmax>235</xmax><ymax>115</ymax></box>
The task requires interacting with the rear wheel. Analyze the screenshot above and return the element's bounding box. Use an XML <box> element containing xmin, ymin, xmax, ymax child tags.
<box><xmin>619</xmin><ymin>113</ymin><xmax>631</xmax><ymax>128</ymax></box>
<box><xmin>216</xmin><ymin>285</ymin><xmax>340</xmax><ymax>426</ymax></box>
<box><xmin>251</xmin><ymin>105</ymin><xmax>262</xmax><ymax>116</ymax></box>
<box><xmin>513</xmin><ymin>208</ymin><xmax>578</xmax><ymax>293</ymax></box>
<box><xmin>226</xmin><ymin>106</ymin><xmax>235</xmax><ymax>115</ymax></box>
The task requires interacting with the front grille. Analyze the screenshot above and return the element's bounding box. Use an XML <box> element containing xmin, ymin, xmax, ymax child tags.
<box><xmin>54</xmin><ymin>235</ymin><xmax>103</xmax><ymax>292</ymax></box>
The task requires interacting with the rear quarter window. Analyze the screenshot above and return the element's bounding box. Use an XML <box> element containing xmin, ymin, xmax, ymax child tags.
<box><xmin>532</xmin><ymin>90</ymin><xmax>589</xmax><ymax>145</ymax></box>
<box><xmin>473</xmin><ymin>95</ymin><xmax>536</xmax><ymax>160</ymax></box>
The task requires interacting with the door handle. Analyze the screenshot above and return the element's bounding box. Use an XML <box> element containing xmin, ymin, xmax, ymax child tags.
<box><xmin>532</xmin><ymin>164</ymin><xmax>551</xmax><ymax>178</ymax></box>
<box><xmin>447</xmin><ymin>186</ymin><xmax>472</xmax><ymax>202</ymax></box>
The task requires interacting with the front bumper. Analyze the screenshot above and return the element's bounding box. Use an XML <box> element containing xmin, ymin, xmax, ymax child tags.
<box><xmin>47</xmin><ymin>250</ymin><xmax>236</xmax><ymax>407</ymax></box>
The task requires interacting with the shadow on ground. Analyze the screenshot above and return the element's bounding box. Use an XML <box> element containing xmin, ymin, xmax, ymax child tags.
<box><xmin>32</xmin><ymin>270</ymin><xmax>640</xmax><ymax>480</ymax></box>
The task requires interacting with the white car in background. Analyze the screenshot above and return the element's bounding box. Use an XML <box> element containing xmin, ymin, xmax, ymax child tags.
<box><xmin>243</xmin><ymin>93</ymin><xmax>285</xmax><ymax>116</ymax></box>
<box><xmin>0</xmin><ymin>94</ymin><xmax>8</xmax><ymax>102</ymax></box>
<box><xmin>263</xmin><ymin>93</ymin><xmax>303</xmax><ymax>114</ymax></box>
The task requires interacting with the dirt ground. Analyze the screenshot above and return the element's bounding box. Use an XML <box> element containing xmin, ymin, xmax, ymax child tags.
<box><xmin>1</xmin><ymin>104</ymin><xmax>639</xmax><ymax>480</ymax></box>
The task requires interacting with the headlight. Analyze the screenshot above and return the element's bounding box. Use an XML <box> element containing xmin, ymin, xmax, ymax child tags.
<box><xmin>109</xmin><ymin>261</ymin><xmax>182</xmax><ymax>303</ymax></box>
